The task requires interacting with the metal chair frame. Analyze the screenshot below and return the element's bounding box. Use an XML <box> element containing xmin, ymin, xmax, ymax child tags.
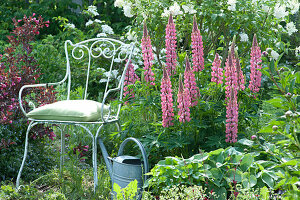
<box><xmin>16</xmin><ymin>38</ymin><xmax>135</xmax><ymax>191</ymax></box>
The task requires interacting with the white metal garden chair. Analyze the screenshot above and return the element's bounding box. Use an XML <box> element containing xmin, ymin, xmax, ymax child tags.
<box><xmin>16</xmin><ymin>38</ymin><xmax>135</xmax><ymax>191</ymax></box>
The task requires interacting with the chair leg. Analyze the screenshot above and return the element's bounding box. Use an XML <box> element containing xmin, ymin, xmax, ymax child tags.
<box><xmin>93</xmin><ymin>136</ymin><xmax>98</xmax><ymax>192</ymax></box>
<box><xmin>60</xmin><ymin>125</ymin><xmax>66</xmax><ymax>177</ymax></box>
<box><xmin>16</xmin><ymin>121</ymin><xmax>34</xmax><ymax>190</ymax></box>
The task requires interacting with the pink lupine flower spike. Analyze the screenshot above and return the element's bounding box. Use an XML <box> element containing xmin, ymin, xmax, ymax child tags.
<box><xmin>184</xmin><ymin>55</ymin><xmax>200</xmax><ymax>107</ymax></box>
<box><xmin>224</xmin><ymin>42</ymin><xmax>239</xmax><ymax>143</ymax></box>
<box><xmin>141</xmin><ymin>20</ymin><xmax>155</xmax><ymax>86</ymax></box>
<box><xmin>249</xmin><ymin>34</ymin><xmax>262</xmax><ymax>94</ymax></box>
<box><xmin>191</xmin><ymin>15</ymin><xmax>204</xmax><ymax>72</ymax></box>
<box><xmin>160</xmin><ymin>66</ymin><xmax>174</xmax><ymax>127</ymax></box>
<box><xmin>123</xmin><ymin>60</ymin><xmax>140</xmax><ymax>104</ymax></box>
<box><xmin>165</xmin><ymin>14</ymin><xmax>177</xmax><ymax>76</ymax></box>
<box><xmin>177</xmin><ymin>74</ymin><xmax>191</xmax><ymax>123</ymax></box>
<box><xmin>211</xmin><ymin>53</ymin><xmax>223</xmax><ymax>85</ymax></box>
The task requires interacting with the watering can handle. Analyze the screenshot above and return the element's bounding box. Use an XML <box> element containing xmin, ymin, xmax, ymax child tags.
<box><xmin>118</xmin><ymin>137</ymin><xmax>149</xmax><ymax>181</ymax></box>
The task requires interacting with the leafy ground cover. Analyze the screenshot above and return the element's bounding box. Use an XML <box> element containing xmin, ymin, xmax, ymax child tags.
<box><xmin>0</xmin><ymin>0</ymin><xmax>299</xmax><ymax>199</ymax></box>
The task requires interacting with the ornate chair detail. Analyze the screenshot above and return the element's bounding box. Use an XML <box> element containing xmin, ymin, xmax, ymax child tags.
<box><xmin>16</xmin><ymin>38</ymin><xmax>135</xmax><ymax>191</ymax></box>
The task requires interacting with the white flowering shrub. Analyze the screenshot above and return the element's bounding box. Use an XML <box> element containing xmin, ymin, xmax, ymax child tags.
<box><xmin>113</xmin><ymin>0</ymin><xmax>299</xmax><ymax>65</ymax></box>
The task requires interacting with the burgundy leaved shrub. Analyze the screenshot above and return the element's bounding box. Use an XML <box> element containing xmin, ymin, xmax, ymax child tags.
<box><xmin>0</xmin><ymin>14</ymin><xmax>56</xmax><ymax>141</ymax></box>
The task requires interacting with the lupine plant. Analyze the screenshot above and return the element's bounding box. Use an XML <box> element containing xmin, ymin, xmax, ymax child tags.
<box><xmin>141</xmin><ymin>21</ymin><xmax>155</xmax><ymax>86</ymax></box>
<box><xmin>184</xmin><ymin>55</ymin><xmax>200</xmax><ymax>107</ymax></box>
<box><xmin>160</xmin><ymin>66</ymin><xmax>174</xmax><ymax>127</ymax></box>
<box><xmin>191</xmin><ymin>15</ymin><xmax>204</xmax><ymax>72</ymax></box>
<box><xmin>177</xmin><ymin>74</ymin><xmax>191</xmax><ymax>123</ymax></box>
<box><xmin>123</xmin><ymin>60</ymin><xmax>140</xmax><ymax>103</ymax></box>
<box><xmin>249</xmin><ymin>34</ymin><xmax>262</xmax><ymax>94</ymax></box>
<box><xmin>165</xmin><ymin>14</ymin><xmax>177</xmax><ymax>76</ymax></box>
<box><xmin>211</xmin><ymin>53</ymin><xmax>223</xmax><ymax>85</ymax></box>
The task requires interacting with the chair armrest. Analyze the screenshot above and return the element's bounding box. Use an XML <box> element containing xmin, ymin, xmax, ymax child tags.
<box><xmin>18</xmin><ymin>81</ymin><xmax>64</xmax><ymax>116</ymax></box>
<box><xmin>101</xmin><ymin>87</ymin><xmax>121</xmax><ymax>122</ymax></box>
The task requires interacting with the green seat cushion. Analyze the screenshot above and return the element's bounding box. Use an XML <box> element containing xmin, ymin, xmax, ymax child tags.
<box><xmin>26</xmin><ymin>100</ymin><xmax>109</xmax><ymax>122</ymax></box>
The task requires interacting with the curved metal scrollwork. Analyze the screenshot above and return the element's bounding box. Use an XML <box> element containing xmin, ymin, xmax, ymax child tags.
<box><xmin>90</xmin><ymin>40</ymin><xmax>116</xmax><ymax>59</ymax></box>
<box><xmin>71</xmin><ymin>44</ymin><xmax>89</xmax><ymax>60</ymax></box>
<box><xmin>115</xmin><ymin>43</ymin><xmax>132</xmax><ymax>62</ymax></box>
<box><xmin>68</xmin><ymin>38</ymin><xmax>134</xmax><ymax>62</ymax></box>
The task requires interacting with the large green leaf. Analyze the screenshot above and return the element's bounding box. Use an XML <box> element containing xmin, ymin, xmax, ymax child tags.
<box><xmin>242</xmin><ymin>173</ymin><xmax>257</xmax><ymax>188</ymax></box>
<box><xmin>261</xmin><ymin>172</ymin><xmax>274</xmax><ymax>189</ymax></box>
<box><xmin>240</xmin><ymin>154</ymin><xmax>254</xmax><ymax>172</ymax></box>
<box><xmin>238</xmin><ymin>138</ymin><xmax>254</xmax><ymax>147</ymax></box>
<box><xmin>269</xmin><ymin>59</ymin><xmax>276</xmax><ymax>75</ymax></box>
<box><xmin>265</xmin><ymin>98</ymin><xmax>285</xmax><ymax>109</ymax></box>
<box><xmin>192</xmin><ymin>153</ymin><xmax>209</xmax><ymax>162</ymax></box>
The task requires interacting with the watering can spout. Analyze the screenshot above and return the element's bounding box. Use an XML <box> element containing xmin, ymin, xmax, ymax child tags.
<box><xmin>98</xmin><ymin>137</ymin><xmax>113</xmax><ymax>178</ymax></box>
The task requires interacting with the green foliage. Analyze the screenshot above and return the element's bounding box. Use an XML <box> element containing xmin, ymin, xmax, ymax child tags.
<box><xmin>147</xmin><ymin>138</ymin><xmax>299</xmax><ymax>200</ymax></box>
<box><xmin>143</xmin><ymin>185</ymin><xmax>218</xmax><ymax>200</ymax></box>
<box><xmin>113</xmin><ymin>180</ymin><xmax>139</xmax><ymax>200</ymax></box>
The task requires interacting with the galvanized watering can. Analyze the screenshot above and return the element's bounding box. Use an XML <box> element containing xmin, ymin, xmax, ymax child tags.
<box><xmin>98</xmin><ymin>137</ymin><xmax>149</xmax><ymax>199</ymax></box>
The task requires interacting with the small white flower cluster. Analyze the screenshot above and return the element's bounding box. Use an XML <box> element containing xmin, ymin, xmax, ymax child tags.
<box><xmin>182</xmin><ymin>4</ymin><xmax>197</xmax><ymax>15</ymax></box>
<box><xmin>227</xmin><ymin>0</ymin><xmax>237</xmax><ymax>11</ymax></box>
<box><xmin>101</xmin><ymin>25</ymin><xmax>114</xmax><ymax>35</ymax></box>
<box><xmin>285</xmin><ymin>22</ymin><xmax>298</xmax><ymax>36</ymax></box>
<box><xmin>273</xmin><ymin>4</ymin><xmax>289</xmax><ymax>19</ymax></box>
<box><xmin>114</xmin><ymin>0</ymin><xmax>124</xmax><ymax>8</ymax></box>
<box><xmin>85</xmin><ymin>5</ymin><xmax>99</xmax><ymax>17</ymax></box>
<box><xmin>86</xmin><ymin>20</ymin><xmax>93</xmax><ymax>27</ymax></box>
<box><xmin>287</xmin><ymin>0</ymin><xmax>299</xmax><ymax>14</ymax></box>
<box><xmin>261</xmin><ymin>4</ymin><xmax>269</xmax><ymax>12</ymax></box>
<box><xmin>100</xmin><ymin>70</ymin><xmax>119</xmax><ymax>83</ymax></box>
<box><xmin>114</xmin><ymin>0</ymin><xmax>133</xmax><ymax>18</ymax></box>
<box><xmin>162</xmin><ymin>2</ymin><xmax>183</xmax><ymax>17</ymax></box>
<box><xmin>97</xmin><ymin>33</ymin><xmax>107</xmax><ymax>37</ymax></box>
<box><xmin>64</xmin><ymin>23</ymin><xmax>75</xmax><ymax>29</ymax></box>
<box><xmin>161</xmin><ymin>2</ymin><xmax>196</xmax><ymax>17</ymax></box>
<box><xmin>126</xmin><ymin>30</ymin><xmax>137</xmax><ymax>41</ymax></box>
<box><xmin>271</xmin><ymin>50</ymin><xmax>280</xmax><ymax>60</ymax></box>
<box><xmin>85</xmin><ymin>19</ymin><xmax>103</xmax><ymax>27</ymax></box>
<box><xmin>239</xmin><ymin>33</ymin><xmax>249</xmax><ymax>42</ymax></box>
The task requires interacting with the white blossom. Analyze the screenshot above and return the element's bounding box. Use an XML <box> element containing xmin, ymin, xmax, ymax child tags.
<box><xmin>64</xmin><ymin>23</ymin><xmax>75</xmax><ymax>29</ymax></box>
<box><xmin>104</xmin><ymin>70</ymin><xmax>119</xmax><ymax>78</ymax></box>
<box><xmin>94</xmin><ymin>19</ymin><xmax>103</xmax><ymax>24</ymax></box>
<box><xmin>169</xmin><ymin>2</ymin><xmax>183</xmax><ymax>15</ymax></box>
<box><xmin>252</xmin><ymin>0</ymin><xmax>258</xmax><ymax>4</ymax></box>
<box><xmin>85</xmin><ymin>20</ymin><xmax>93</xmax><ymax>27</ymax></box>
<box><xmin>273</xmin><ymin>4</ymin><xmax>288</xmax><ymax>19</ymax></box>
<box><xmin>101</xmin><ymin>24</ymin><xmax>114</xmax><ymax>35</ymax></box>
<box><xmin>295</xmin><ymin>46</ymin><xmax>300</xmax><ymax>57</ymax></box>
<box><xmin>286</xmin><ymin>22</ymin><xmax>298</xmax><ymax>36</ymax></box>
<box><xmin>114</xmin><ymin>0</ymin><xmax>125</xmax><ymax>8</ymax></box>
<box><xmin>271</xmin><ymin>50</ymin><xmax>280</xmax><ymax>60</ymax></box>
<box><xmin>227</xmin><ymin>0</ymin><xmax>237</xmax><ymax>11</ymax></box>
<box><xmin>240</xmin><ymin>33</ymin><xmax>249</xmax><ymax>42</ymax></box>
<box><xmin>261</xmin><ymin>5</ymin><xmax>269</xmax><ymax>12</ymax></box>
<box><xmin>161</xmin><ymin>8</ymin><xmax>170</xmax><ymax>17</ymax></box>
<box><xmin>287</xmin><ymin>0</ymin><xmax>299</xmax><ymax>14</ymax></box>
<box><xmin>97</xmin><ymin>33</ymin><xmax>107</xmax><ymax>37</ymax></box>
<box><xmin>123</xmin><ymin>2</ymin><xmax>134</xmax><ymax>17</ymax></box>
<box><xmin>126</xmin><ymin>30</ymin><xmax>137</xmax><ymax>41</ymax></box>
<box><xmin>87</xmin><ymin>5</ymin><xmax>99</xmax><ymax>17</ymax></box>
<box><xmin>182</xmin><ymin>4</ymin><xmax>197</xmax><ymax>14</ymax></box>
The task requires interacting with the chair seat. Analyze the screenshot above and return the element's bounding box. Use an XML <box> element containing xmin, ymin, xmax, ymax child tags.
<box><xmin>26</xmin><ymin>100</ymin><xmax>109</xmax><ymax>122</ymax></box>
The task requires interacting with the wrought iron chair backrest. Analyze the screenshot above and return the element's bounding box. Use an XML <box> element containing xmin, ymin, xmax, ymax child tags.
<box><xmin>63</xmin><ymin>38</ymin><xmax>135</xmax><ymax>119</ymax></box>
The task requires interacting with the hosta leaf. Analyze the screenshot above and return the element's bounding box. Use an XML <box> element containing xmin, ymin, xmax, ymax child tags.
<box><xmin>240</xmin><ymin>154</ymin><xmax>254</xmax><ymax>172</ymax></box>
<box><xmin>261</xmin><ymin>172</ymin><xmax>274</xmax><ymax>189</ymax></box>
